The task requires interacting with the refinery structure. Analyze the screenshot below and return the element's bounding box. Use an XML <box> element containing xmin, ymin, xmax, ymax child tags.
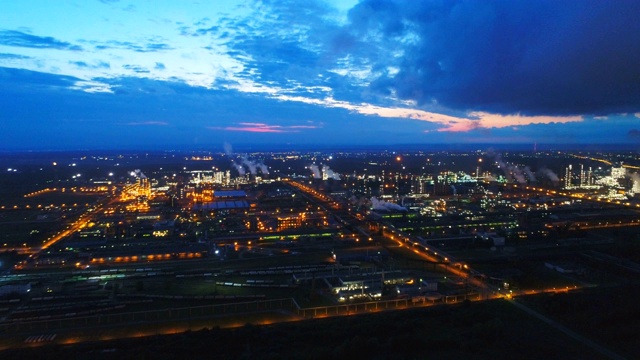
<box><xmin>1</xmin><ymin>148</ymin><xmax>640</xmax><ymax>354</ymax></box>
<box><xmin>563</xmin><ymin>162</ymin><xmax>640</xmax><ymax>200</ymax></box>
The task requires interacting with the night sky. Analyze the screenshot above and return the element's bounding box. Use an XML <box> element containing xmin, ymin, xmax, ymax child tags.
<box><xmin>1</xmin><ymin>0</ymin><xmax>640</xmax><ymax>150</ymax></box>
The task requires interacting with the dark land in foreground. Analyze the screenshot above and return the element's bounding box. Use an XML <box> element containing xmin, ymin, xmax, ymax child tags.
<box><xmin>2</xmin><ymin>149</ymin><xmax>640</xmax><ymax>359</ymax></box>
<box><xmin>3</xmin><ymin>284</ymin><xmax>639</xmax><ymax>360</ymax></box>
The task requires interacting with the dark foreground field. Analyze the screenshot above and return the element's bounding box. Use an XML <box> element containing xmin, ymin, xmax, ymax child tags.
<box><xmin>5</xmin><ymin>284</ymin><xmax>639</xmax><ymax>360</ymax></box>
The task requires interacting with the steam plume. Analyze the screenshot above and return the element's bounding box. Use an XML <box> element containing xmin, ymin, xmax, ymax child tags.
<box><xmin>309</xmin><ymin>164</ymin><xmax>321</xmax><ymax>179</ymax></box>
<box><xmin>371</xmin><ymin>197</ymin><xmax>407</xmax><ymax>211</ymax></box>
<box><xmin>322</xmin><ymin>165</ymin><xmax>341</xmax><ymax>180</ymax></box>
<box><xmin>536</xmin><ymin>167</ymin><xmax>559</xmax><ymax>182</ymax></box>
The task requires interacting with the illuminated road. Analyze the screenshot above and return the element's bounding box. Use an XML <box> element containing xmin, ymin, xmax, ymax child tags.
<box><xmin>8</xmin><ymin>212</ymin><xmax>94</xmax><ymax>256</ymax></box>
<box><xmin>285</xmin><ymin>179</ymin><xmax>371</xmax><ymax>240</ymax></box>
<box><xmin>502</xmin><ymin>183</ymin><xmax>640</xmax><ymax>214</ymax></box>
<box><xmin>40</xmin><ymin>208</ymin><xmax>101</xmax><ymax>251</ymax></box>
<box><xmin>0</xmin><ymin>180</ymin><xmax>603</xmax><ymax>351</ymax></box>
<box><xmin>280</xmin><ymin>180</ymin><xmax>596</xmax><ymax>301</ymax></box>
<box><xmin>382</xmin><ymin>230</ymin><xmax>493</xmax><ymax>295</ymax></box>
<box><xmin>18</xmin><ymin>193</ymin><xmax>117</xmax><ymax>256</ymax></box>
<box><xmin>287</xmin><ymin>178</ymin><xmax>494</xmax><ymax>294</ymax></box>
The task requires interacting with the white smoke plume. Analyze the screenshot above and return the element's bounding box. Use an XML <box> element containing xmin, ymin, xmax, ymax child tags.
<box><xmin>536</xmin><ymin>167</ymin><xmax>559</xmax><ymax>182</ymax></box>
<box><xmin>626</xmin><ymin>172</ymin><xmax>640</xmax><ymax>192</ymax></box>
<box><xmin>225</xmin><ymin>143</ymin><xmax>244</xmax><ymax>175</ymax></box>
<box><xmin>484</xmin><ymin>174</ymin><xmax>497</xmax><ymax>182</ymax></box>
<box><xmin>322</xmin><ymin>165</ymin><xmax>341</xmax><ymax>180</ymax></box>
<box><xmin>132</xmin><ymin>169</ymin><xmax>147</xmax><ymax>179</ymax></box>
<box><xmin>235</xmin><ymin>157</ymin><xmax>269</xmax><ymax>175</ymax></box>
<box><xmin>513</xmin><ymin>172</ymin><xmax>526</xmax><ymax>184</ymax></box>
<box><xmin>223</xmin><ymin>142</ymin><xmax>233</xmax><ymax>156</ymax></box>
<box><xmin>523</xmin><ymin>166</ymin><xmax>536</xmax><ymax>182</ymax></box>
<box><xmin>242</xmin><ymin>158</ymin><xmax>257</xmax><ymax>175</ymax></box>
<box><xmin>232</xmin><ymin>161</ymin><xmax>246</xmax><ymax>176</ymax></box>
<box><xmin>350</xmin><ymin>196</ymin><xmax>369</xmax><ymax>207</ymax></box>
<box><xmin>244</xmin><ymin>158</ymin><xmax>269</xmax><ymax>175</ymax></box>
<box><xmin>224</xmin><ymin>143</ymin><xmax>268</xmax><ymax>175</ymax></box>
<box><xmin>490</xmin><ymin>152</ymin><xmax>527</xmax><ymax>184</ymax></box>
<box><xmin>370</xmin><ymin>197</ymin><xmax>407</xmax><ymax>212</ymax></box>
<box><xmin>309</xmin><ymin>164</ymin><xmax>321</xmax><ymax>179</ymax></box>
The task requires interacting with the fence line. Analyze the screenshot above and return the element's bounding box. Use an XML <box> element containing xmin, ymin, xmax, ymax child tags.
<box><xmin>0</xmin><ymin>292</ymin><xmax>480</xmax><ymax>334</ymax></box>
<box><xmin>0</xmin><ymin>298</ymin><xmax>297</xmax><ymax>333</ymax></box>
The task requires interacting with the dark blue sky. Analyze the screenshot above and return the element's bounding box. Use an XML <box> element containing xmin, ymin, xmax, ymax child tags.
<box><xmin>1</xmin><ymin>0</ymin><xmax>640</xmax><ymax>150</ymax></box>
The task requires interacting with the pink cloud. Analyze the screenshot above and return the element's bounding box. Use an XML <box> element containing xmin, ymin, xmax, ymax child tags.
<box><xmin>428</xmin><ymin>112</ymin><xmax>583</xmax><ymax>132</ymax></box>
<box><xmin>467</xmin><ymin>112</ymin><xmax>582</xmax><ymax>130</ymax></box>
<box><xmin>209</xmin><ymin>122</ymin><xmax>319</xmax><ymax>133</ymax></box>
<box><xmin>225</xmin><ymin>126</ymin><xmax>283</xmax><ymax>133</ymax></box>
<box><xmin>288</xmin><ymin>125</ymin><xmax>318</xmax><ymax>129</ymax></box>
<box><xmin>272</xmin><ymin>94</ymin><xmax>583</xmax><ymax>133</ymax></box>
<box><xmin>127</xmin><ymin>121</ymin><xmax>169</xmax><ymax>126</ymax></box>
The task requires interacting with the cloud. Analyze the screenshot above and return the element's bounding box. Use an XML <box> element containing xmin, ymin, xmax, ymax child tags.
<box><xmin>270</xmin><ymin>93</ymin><xmax>582</xmax><ymax>132</ymax></box>
<box><xmin>0</xmin><ymin>66</ymin><xmax>78</xmax><ymax>88</ymax></box>
<box><xmin>209</xmin><ymin>122</ymin><xmax>319</xmax><ymax>133</ymax></box>
<box><xmin>194</xmin><ymin>25</ymin><xmax>220</xmax><ymax>37</ymax></box>
<box><xmin>127</xmin><ymin>121</ymin><xmax>169</xmax><ymax>126</ymax></box>
<box><xmin>68</xmin><ymin>80</ymin><xmax>113</xmax><ymax>93</ymax></box>
<box><xmin>344</xmin><ymin>0</ymin><xmax>640</xmax><ymax>116</ymax></box>
<box><xmin>204</xmin><ymin>0</ymin><xmax>600</xmax><ymax>132</ymax></box>
<box><xmin>462</xmin><ymin>112</ymin><xmax>583</xmax><ymax>131</ymax></box>
<box><xmin>142</xmin><ymin>43</ymin><xmax>172</xmax><ymax>52</ymax></box>
<box><xmin>69</xmin><ymin>60</ymin><xmax>110</xmax><ymax>69</ymax></box>
<box><xmin>4</xmin><ymin>2</ymin><xmax>640</xmax><ymax>150</ymax></box>
<box><xmin>122</xmin><ymin>64</ymin><xmax>150</xmax><ymax>73</ymax></box>
<box><xmin>4</xmin><ymin>66</ymin><xmax>635</xmax><ymax>150</ymax></box>
<box><xmin>0</xmin><ymin>53</ymin><xmax>31</xmax><ymax>60</ymax></box>
<box><xmin>70</xmin><ymin>61</ymin><xmax>88</xmax><ymax>68</ymax></box>
<box><xmin>207</xmin><ymin>0</ymin><xmax>347</xmax><ymax>96</ymax></box>
<box><xmin>92</xmin><ymin>40</ymin><xmax>171</xmax><ymax>52</ymax></box>
<box><xmin>0</xmin><ymin>30</ymin><xmax>82</xmax><ymax>50</ymax></box>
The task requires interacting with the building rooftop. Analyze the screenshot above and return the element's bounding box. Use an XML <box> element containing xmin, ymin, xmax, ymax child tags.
<box><xmin>195</xmin><ymin>200</ymin><xmax>250</xmax><ymax>210</ymax></box>
<box><xmin>214</xmin><ymin>190</ymin><xmax>247</xmax><ymax>198</ymax></box>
